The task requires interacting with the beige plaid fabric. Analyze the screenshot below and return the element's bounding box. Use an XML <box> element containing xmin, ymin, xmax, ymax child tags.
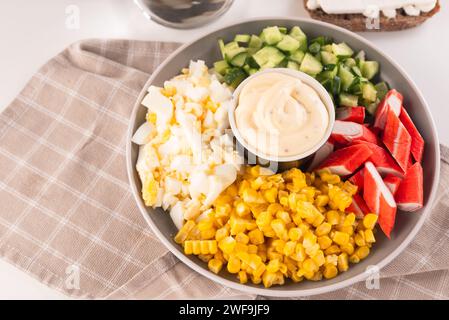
<box><xmin>0</xmin><ymin>39</ymin><xmax>448</xmax><ymax>300</ymax></box>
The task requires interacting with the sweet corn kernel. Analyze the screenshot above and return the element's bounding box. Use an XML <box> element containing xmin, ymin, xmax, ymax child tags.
<box><xmin>325</xmin><ymin>254</ymin><xmax>338</xmax><ymax>266</ymax></box>
<box><xmin>364</xmin><ymin>229</ymin><xmax>376</xmax><ymax>243</ymax></box>
<box><xmin>311</xmin><ymin>250</ymin><xmax>325</xmax><ymax>266</ymax></box>
<box><xmin>288</xmin><ymin>228</ymin><xmax>303</xmax><ymax>242</ymax></box>
<box><xmin>227</xmin><ymin>255</ymin><xmax>241</xmax><ymax>273</ymax></box>
<box><xmin>253</xmin><ymin>263</ymin><xmax>266</xmax><ymax>279</ymax></box>
<box><xmin>248</xmin><ymin>244</ymin><xmax>258</xmax><ymax>254</ymax></box>
<box><xmin>337</xmin><ymin>253</ymin><xmax>349</xmax><ymax>272</ymax></box>
<box><xmin>355</xmin><ymin>231</ymin><xmax>366</xmax><ymax>247</ymax></box>
<box><xmin>343</xmin><ymin>213</ymin><xmax>356</xmax><ymax>226</ymax></box>
<box><xmin>256</xmin><ymin>211</ymin><xmax>272</xmax><ymax>228</ymax></box>
<box><xmin>208</xmin><ymin>258</ymin><xmax>223</xmax><ymax>274</ymax></box>
<box><xmin>317</xmin><ymin>235</ymin><xmax>332</xmax><ymax>250</ymax></box>
<box><xmin>267</xmin><ymin>259</ymin><xmax>280</xmax><ymax>273</ymax></box>
<box><xmin>174</xmin><ymin>220</ymin><xmax>195</xmax><ymax>244</ymax></box>
<box><xmin>276</xmin><ymin>211</ymin><xmax>292</xmax><ymax>224</ymax></box>
<box><xmin>238</xmin><ymin>270</ymin><xmax>248</xmax><ymax>284</ymax></box>
<box><xmin>363</xmin><ymin>214</ymin><xmax>378</xmax><ymax>229</ymax></box>
<box><xmin>326</xmin><ymin>210</ymin><xmax>340</xmax><ymax>225</ymax></box>
<box><xmin>323</xmin><ymin>264</ymin><xmax>338</xmax><ymax>279</ymax></box>
<box><xmin>263</xmin><ymin>187</ymin><xmax>278</xmax><ymax>203</ymax></box>
<box><xmin>235</xmin><ymin>202</ymin><xmax>250</xmax><ymax>217</ymax></box>
<box><xmin>316</xmin><ymin>222</ymin><xmax>332</xmax><ymax>236</ymax></box>
<box><xmin>325</xmin><ymin>245</ymin><xmax>341</xmax><ymax>255</ymax></box>
<box><xmin>248</xmin><ymin>229</ymin><xmax>264</xmax><ymax>245</ymax></box>
<box><xmin>283</xmin><ymin>241</ymin><xmax>297</xmax><ymax>256</ymax></box>
<box><xmin>314</xmin><ymin>195</ymin><xmax>329</xmax><ymax>207</ymax></box>
<box><xmin>200</xmin><ymin>228</ymin><xmax>216</xmax><ymax>240</ymax></box>
<box><xmin>219</xmin><ymin>236</ymin><xmax>236</xmax><ymax>255</ymax></box>
<box><xmin>349</xmin><ymin>254</ymin><xmax>360</xmax><ymax>264</ymax></box>
<box><xmin>215</xmin><ymin>226</ymin><xmax>229</xmax><ymax>242</ymax></box>
<box><xmin>340</xmin><ymin>242</ymin><xmax>355</xmax><ymax>255</ymax></box>
<box><xmin>229</xmin><ymin>217</ymin><xmax>247</xmax><ymax>235</ymax></box>
<box><xmin>342</xmin><ymin>181</ymin><xmax>358</xmax><ymax>195</ymax></box>
<box><xmin>332</xmin><ymin>231</ymin><xmax>350</xmax><ymax>246</ymax></box>
<box><xmin>271</xmin><ymin>219</ymin><xmax>288</xmax><ymax>241</ymax></box>
<box><xmin>235</xmin><ymin>232</ymin><xmax>250</xmax><ymax>244</ymax></box>
<box><xmin>302</xmin><ymin>258</ymin><xmax>319</xmax><ymax>273</ymax></box>
<box><xmin>242</xmin><ymin>188</ymin><xmax>264</xmax><ymax>204</ymax></box>
<box><xmin>355</xmin><ymin>246</ymin><xmax>370</xmax><ymax>260</ymax></box>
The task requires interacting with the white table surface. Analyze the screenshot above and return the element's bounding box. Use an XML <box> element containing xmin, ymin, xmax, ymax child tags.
<box><xmin>0</xmin><ymin>0</ymin><xmax>447</xmax><ymax>300</ymax></box>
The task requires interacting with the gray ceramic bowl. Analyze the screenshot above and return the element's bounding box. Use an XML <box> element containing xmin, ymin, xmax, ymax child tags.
<box><xmin>126</xmin><ymin>17</ymin><xmax>440</xmax><ymax>297</ymax></box>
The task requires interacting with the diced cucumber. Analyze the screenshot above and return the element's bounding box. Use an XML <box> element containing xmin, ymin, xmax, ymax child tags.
<box><xmin>234</xmin><ymin>34</ymin><xmax>251</xmax><ymax>43</ymax></box>
<box><xmin>261</xmin><ymin>26</ymin><xmax>283</xmax><ymax>45</ymax></box>
<box><xmin>339</xmin><ymin>93</ymin><xmax>359</xmax><ymax>107</ymax></box>
<box><xmin>344</xmin><ymin>58</ymin><xmax>357</xmax><ymax>68</ymax></box>
<box><xmin>332</xmin><ymin>42</ymin><xmax>354</xmax><ymax>57</ymax></box>
<box><xmin>276</xmin><ymin>35</ymin><xmax>300</xmax><ymax>53</ymax></box>
<box><xmin>317</xmin><ymin>64</ymin><xmax>338</xmax><ymax>82</ymax></box>
<box><xmin>279</xmin><ymin>26</ymin><xmax>288</xmax><ymax>34</ymax></box>
<box><xmin>339</xmin><ymin>65</ymin><xmax>355</xmax><ymax>91</ymax></box>
<box><xmin>225</xmin><ymin>47</ymin><xmax>246</xmax><ymax>62</ymax></box>
<box><xmin>287</xmin><ymin>61</ymin><xmax>300</xmax><ymax>71</ymax></box>
<box><xmin>300</xmin><ymin>53</ymin><xmax>323</xmax><ymax>75</ymax></box>
<box><xmin>213</xmin><ymin>60</ymin><xmax>229</xmax><ymax>76</ymax></box>
<box><xmin>289</xmin><ymin>50</ymin><xmax>305</xmax><ymax>64</ymax></box>
<box><xmin>361</xmin><ymin>61</ymin><xmax>379</xmax><ymax>80</ymax></box>
<box><xmin>309</xmin><ymin>42</ymin><xmax>321</xmax><ymax>54</ymax></box>
<box><xmin>248</xmin><ymin>35</ymin><xmax>263</xmax><ymax>49</ymax></box>
<box><xmin>252</xmin><ymin>46</ymin><xmax>285</xmax><ymax>68</ymax></box>
<box><xmin>243</xmin><ymin>64</ymin><xmax>258</xmax><ymax>76</ymax></box>
<box><xmin>366</xmin><ymin>99</ymin><xmax>380</xmax><ymax>115</ymax></box>
<box><xmin>218</xmin><ymin>38</ymin><xmax>226</xmax><ymax>59</ymax></box>
<box><xmin>362</xmin><ymin>82</ymin><xmax>378</xmax><ymax>102</ymax></box>
<box><xmin>289</xmin><ymin>26</ymin><xmax>308</xmax><ymax>51</ymax></box>
<box><xmin>224</xmin><ymin>68</ymin><xmax>247</xmax><ymax>88</ymax></box>
<box><xmin>322</xmin><ymin>44</ymin><xmax>333</xmax><ymax>53</ymax></box>
<box><xmin>311</xmin><ymin>36</ymin><xmax>332</xmax><ymax>46</ymax></box>
<box><xmin>375</xmin><ymin>82</ymin><xmax>389</xmax><ymax>100</ymax></box>
<box><xmin>331</xmin><ymin>76</ymin><xmax>342</xmax><ymax>96</ymax></box>
<box><xmin>351</xmin><ymin>66</ymin><xmax>362</xmax><ymax>77</ymax></box>
<box><xmin>246</xmin><ymin>56</ymin><xmax>259</xmax><ymax>68</ymax></box>
<box><xmin>230</xmin><ymin>52</ymin><xmax>248</xmax><ymax>67</ymax></box>
<box><xmin>321</xmin><ymin>51</ymin><xmax>338</xmax><ymax>65</ymax></box>
<box><xmin>277</xmin><ymin>58</ymin><xmax>288</xmax><ymax>68</ymax></box>
<box><xmin>355</xmin><ymin>50</ymin><xmax>366</xmax><ymax>62</ymax></box>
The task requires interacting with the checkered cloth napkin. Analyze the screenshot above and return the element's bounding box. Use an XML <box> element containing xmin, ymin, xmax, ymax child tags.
<box><xmin>0</xmin><ymin>40</ymin><xmax>448</xmax><ymax>300</ymax></box>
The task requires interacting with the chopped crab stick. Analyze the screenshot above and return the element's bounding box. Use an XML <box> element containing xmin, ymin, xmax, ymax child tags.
<box><xmin>336</xmin><ymin>106</ymin><xmax>365</xmax><ymax>124</ymax></box>
<box><xmin>363</xmin><ymin>162</ymin><xmax>397</xmax><ymax>238</ymax></box>
<box><xmin>317</xmin><ymin>144</ymin><xmax>373</xmax><ymax>176</ymax></box>
<box><xmin>383</xmin><ymin>174</ymin><xmax>402</xmax><ymax>195</ymax></box>
<box><xmin>331</xmin><ymin>120</ymin><xmax>379</xmax><ymax>145</ymax></box>
<box><xmin>374</xmin><ymin>89</ymin><xmax>403</xmax><ymax>130</ymax></box>
<box><xmin>395</xmin><ymin>162</ymin><xmax>424</xmax><ymax>212</ymax></box>
<box><xmin>353</xmin><ymin>141</ymin><xmax>404</xmax><ymax>178</ymax></box>
<box><xmin>399</xmin><ymin>107</ymin><xmax>425</xmax><ymax>163</ymax></box>
<box><xmin>383</xmin><ymin>108</ymin><xmax>412</xmax><ymax>172</ymax></box>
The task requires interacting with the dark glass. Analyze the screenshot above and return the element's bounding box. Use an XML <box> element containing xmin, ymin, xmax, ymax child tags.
<box><xmin>135</xmin><ymin>0</ymin><xmax>234</xmax><ymax>29</ymax></box>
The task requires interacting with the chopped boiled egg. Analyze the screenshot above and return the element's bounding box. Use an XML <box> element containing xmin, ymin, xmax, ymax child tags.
<box><xmin>134</xmin><ymin>60</ymin><xmax>242</xmax><ymax>227</ymax></box>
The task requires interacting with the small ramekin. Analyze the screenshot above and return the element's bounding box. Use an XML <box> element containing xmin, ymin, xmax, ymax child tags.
<box><xmin>228</xmin><ymin>68</ymin><xmax>335</xmax><ymax>170</ymax></box>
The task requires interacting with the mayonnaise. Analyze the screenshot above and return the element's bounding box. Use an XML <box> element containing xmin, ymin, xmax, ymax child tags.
<box><xmin>235</xmin><ymin>72</ymin><xmax>329</xmax><ymax>158</ymax></box>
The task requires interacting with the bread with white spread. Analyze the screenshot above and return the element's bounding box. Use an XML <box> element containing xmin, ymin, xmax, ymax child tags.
<box><xmin>304</xmin><ymin>0</ymin><xmax>440</xmax><ymax>32</ymax></box>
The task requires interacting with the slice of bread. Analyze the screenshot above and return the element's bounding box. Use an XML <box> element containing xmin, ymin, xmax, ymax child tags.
<box><xmin>303</xmin><ymin>0</ymin><xmax>440</xmax><ymax>32</ymax></box>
